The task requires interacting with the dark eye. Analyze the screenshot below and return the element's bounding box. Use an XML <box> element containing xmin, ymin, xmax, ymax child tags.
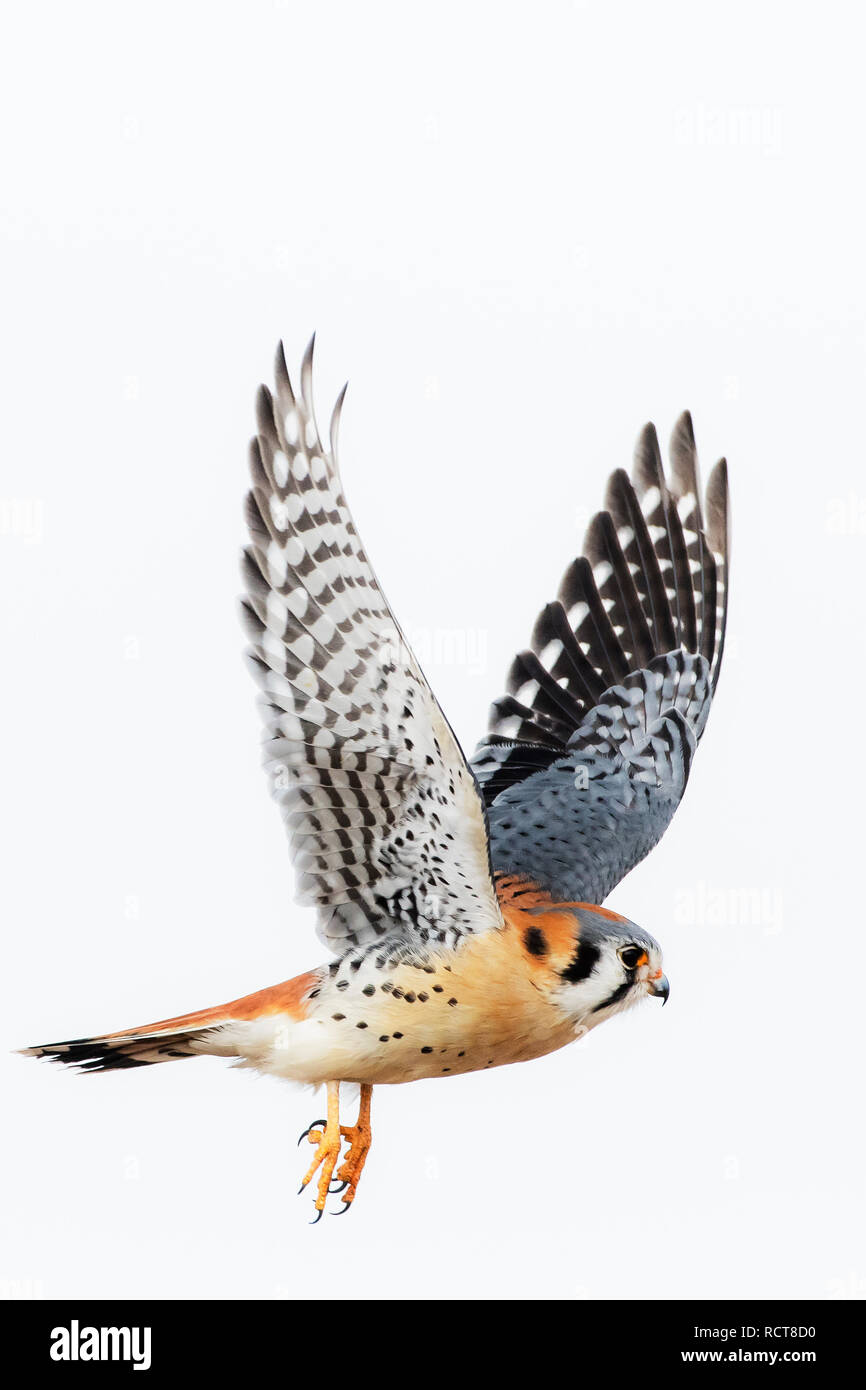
<box><xmin>618</xmin><ymin>945</ymin><xmax>645</xmax><ymax>970</ymax></box>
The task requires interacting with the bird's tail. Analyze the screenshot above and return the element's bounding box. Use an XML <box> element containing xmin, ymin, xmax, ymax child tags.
<box><xmin>19</xmin><ymin>970</ymin><xmax>321</xmax><ymax>1073</ymax></box>
<box><xmin>20</xmin><ymin>1005</ymin><xmax>242</xmax><ymax>1073</ymax></box>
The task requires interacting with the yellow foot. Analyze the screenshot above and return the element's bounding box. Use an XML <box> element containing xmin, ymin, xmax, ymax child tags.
<box><xmin>332</xmin><ymin>1119</ymin><xmax>372</xmax><ymax>1213</ymax></box>
<box><xmin>296</xmin><ymin>1082</ymin><xmax>373</xmax><ymax>1221</ymax></box>
<box><xmin>297</xmin><ymin>1120</ymin><xmax>342</xmax><ymax>1223</ymax></box>
<box><xmin>297</xmin><ymin>1080</ymin><xmax>343</xmax><ymax>1223</ymax></box>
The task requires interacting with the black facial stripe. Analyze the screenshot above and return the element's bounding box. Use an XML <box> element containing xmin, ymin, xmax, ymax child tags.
<box><xmin>592</xmin><ymin>979</ymin><xmax>633</xmax><ymax>1013</ymax></box>
<box><xmin>561</xmin><ymin>939</ymin><xmax>600</xmax><ymax>984</ymax></box>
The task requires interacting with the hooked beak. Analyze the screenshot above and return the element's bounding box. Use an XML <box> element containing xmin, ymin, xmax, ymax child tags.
<box><xmin>648</xmin><ymin>972</ymin><xmax>670</xmax><ymax>1005</ymax></box>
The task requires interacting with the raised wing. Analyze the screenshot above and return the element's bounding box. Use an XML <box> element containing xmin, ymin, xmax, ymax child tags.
<box><xmin>241</xmin><ymin>341</ymin><xmax>503</xmax><ymax>952</ymax></box>
<box><xmin>471</xmin><ymin>414</ymin><xmax>729</xmax><ymax>904</ymax></box>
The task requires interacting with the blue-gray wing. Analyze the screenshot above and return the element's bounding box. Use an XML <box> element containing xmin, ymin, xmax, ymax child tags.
<box><xmin>471</xmin><ymin>414</ymin><xmax>729</xmax><ymax>904</ymax></box>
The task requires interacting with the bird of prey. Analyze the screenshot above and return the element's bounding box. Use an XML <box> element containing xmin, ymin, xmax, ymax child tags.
<box><xmin>23</xmin><ymin>340</ymin><xmax>729</xmax><ymax>1219</ymax></box>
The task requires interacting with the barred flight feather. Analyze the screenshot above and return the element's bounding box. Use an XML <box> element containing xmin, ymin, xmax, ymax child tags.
<box><xmin>242</xmin><ymin>340</ymin><xmax>503</xmax><ymax>951</ymax></box>
<box><xmin>471</xmin><ymin>412</ymin><xmax>729</xmax><ymax>905</ymax></box>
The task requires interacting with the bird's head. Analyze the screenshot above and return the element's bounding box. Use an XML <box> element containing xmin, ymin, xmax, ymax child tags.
<box><xmin>542</xmin><ymin>903</ymin><xmax>669</xmax><ymax>1033</ymax></box>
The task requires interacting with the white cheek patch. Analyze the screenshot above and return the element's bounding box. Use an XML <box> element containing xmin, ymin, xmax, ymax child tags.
<box><xmin>564</xmin><ymin>946</ymin><xmax>638</xmax><ymax>1028</ymax></box>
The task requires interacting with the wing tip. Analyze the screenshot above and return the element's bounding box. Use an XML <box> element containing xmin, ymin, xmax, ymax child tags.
<box><xmin>632</xmin><ymin>420</ymin><xmax>665</xmax><ymax>493</ymax></box>
<box><xmin>672</xmin><ymin>408</ymin><xmax>695</xmax><ymax>448</ymax></box>
<box><xmin>274</xmin><ymin>340</ymin><xmax>295</xmax><ymax>402</ymax></box>
<box><xmin>705</xmin><ymin>456</ymin><xmax>729</xmax><ymax>557</ymax></box>
<box><xmin>329</xmin><ymin>380</ymin><xmax>349</xmax><ymax>462</ymax></box>
<box><xmin>255</xmin><ymin>381</ymin><xmax>277</xmax><ymax>438</ymax></box>
<box><xmin>668</xmin><ymin>409</ymin><xmax>700</xmax><ymax>498</ymax></box>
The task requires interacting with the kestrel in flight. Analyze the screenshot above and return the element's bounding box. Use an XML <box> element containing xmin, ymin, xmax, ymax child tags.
<box><xmin>23</xmin><ymin>340</ymin><xmax>729</xmax><ymax>1219</ymax></box>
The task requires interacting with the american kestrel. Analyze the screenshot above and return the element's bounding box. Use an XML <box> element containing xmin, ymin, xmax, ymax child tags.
<box><xmin>23</xmin><ymin>340</ymin><xmax>729</xmax><ymax>1219</ymax></box>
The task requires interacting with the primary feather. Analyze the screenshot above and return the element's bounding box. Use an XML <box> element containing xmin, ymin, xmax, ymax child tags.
<box><xmin>472</xmin><ymin>412</ymin><xmax>729</xmax><ymax>904</ymax></box>
<box><xmin>242</xmin><ymin>340</ymin><xmax>503</xmax><ymax>953</ymax></box>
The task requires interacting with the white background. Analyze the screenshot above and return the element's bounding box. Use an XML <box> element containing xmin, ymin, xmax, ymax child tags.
<box><xmin>2</xmin><ymin>2</ymin><xmax>863</xmax><ymax>1301</ymax></box>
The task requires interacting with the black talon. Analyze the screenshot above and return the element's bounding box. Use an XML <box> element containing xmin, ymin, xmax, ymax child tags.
<box><xmin>297</xmin><ymin>1119</ymin><xmax>327</xmax><ymax>1147</ymax></box>
<box><xmin>329</xmin><ymin>1179</ymin><xmax>349</xmax><ymax>1195</ymax></box>
<box><xmin>309</xmin><ymin>1206</ymin><xmax>324</xmax><ymax>1225</ymax></box>
<box><xmin>332</xmin><ymin>1200</ymin><xmax>354</xmax><ymax>1216</ymax></box>
<box><xmin>297</xmin><ymin>1183</ymin><xmax>307</xmax><ymax>1195</ymax></box>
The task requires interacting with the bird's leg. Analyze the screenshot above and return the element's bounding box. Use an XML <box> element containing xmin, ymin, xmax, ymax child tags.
<box><xmin>334</xmin><ymin>1083</ymin><xmax>373</xmax><ymax>1211</ymax></box>
<box><xmin>298</xmin><ymin>1080</ymin><xmax>342</xmax><ymax>1222</ymax></box>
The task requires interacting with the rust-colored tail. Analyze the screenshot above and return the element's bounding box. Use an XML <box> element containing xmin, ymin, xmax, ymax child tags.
<box><xmin>18</xmin><ymin>1017</ymin><xmax>232</xmax><ymax>1072</ymax></box>
<box><xmin>19</xmin><ymin>970</ymin><xmax>320</xmax><ymax>1073</ymax></box>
